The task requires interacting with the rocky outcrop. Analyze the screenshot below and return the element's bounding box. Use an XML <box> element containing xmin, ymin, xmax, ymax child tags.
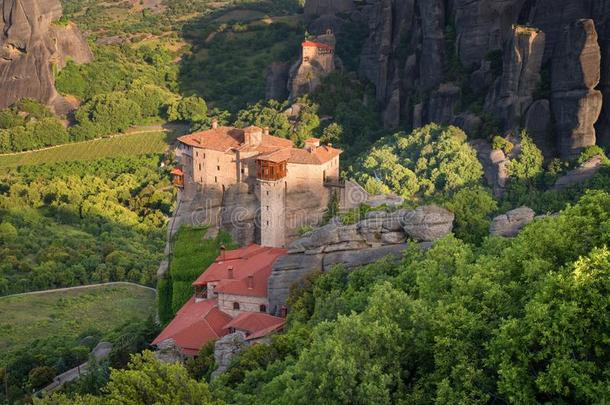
<box><xmin>0</xmin><ymin>0</ymin><xmax>92</xmax><ymax>111</ymax></box>
<box><xmin>265</xmin><ymin>62</ymin><xmax>290</xmax><ymax>101</ymax></box>
<box><xmin>524</xmin><ymin>99</ymin><xmax>554</xmax><ymax>158</ymax></box>
<box><xmin>489</xmin><ymin>206</ymin><xmax>535</xmax><ymax>237</ymax></box>
<box><xmin>453</xmin><ymin>0</ymin><xmax>527</xmax><ymax>67</ymax></box>
<box><xmin>288</xmin><ymin>31</ymin><xmax>337</xmax><ymax>100</ymax></box>
<box><xmin>417</xmin><ymin>0</ymin><xmax>445</xmax><ymax>92</ymax></box>
<box><xmin>485</xmin><ymin>26</ymin><xmax>545</xmax><ymax>132</ymax></box>
<box><xmin>155</xmin><ymin>339</ymin><xmax>185</xmax><ymax>364</ymax></box>
<box><xmin>551</xmin><ymin>19</ymin><xmax>602</xmax><ymax>159</ymax></box>
<box><xmin>427</xmin><ymin>83</ymin><xmax>461</xmax><ymax>125</ymax></box>
<box><xmin>304</xmin><ymin>0</ymin><xmax>354</xmax><ymax>18</ymax></box>
<box><xmin>552</xmin><ymin>155</ymin><xmax>605</xmax><ymax>190</ymax></box>
<box><xmin>268</xmin><ymin>205</ymin><xmax>453</xmax><ymax>313</ymax></box>
<box><xmin>470</xmin><ymin>139</ymin><xmax>510</xmax><ymax>197</ymax></box>
<box><xmin>211</xmin><ymin>332</ymin><xmax>247</xmax><ymax>380</ymax></box>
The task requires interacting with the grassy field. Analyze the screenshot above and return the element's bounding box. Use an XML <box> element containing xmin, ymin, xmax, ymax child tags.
<box><xmin>0</xmin><ymin>131</ymin><xmax>170</xmax><ymax>168</ymax></box>
<box><xmin>0</xmin><ymin>284</ymin><xmax>156</xmax><ymax>366</ymax></box>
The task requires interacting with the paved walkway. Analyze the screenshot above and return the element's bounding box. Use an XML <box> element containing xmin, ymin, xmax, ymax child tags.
<box><xmin>0</xmin><ymin>282</ymin><xmax>156</xmax><ymax>300</ymax></box>
<box><xmin>36</xmin><ymin>342</ymin><xmax>114</xmax><ymax>396</ymax></box>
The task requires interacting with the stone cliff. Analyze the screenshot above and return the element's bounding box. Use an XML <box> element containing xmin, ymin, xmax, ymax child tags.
<box><xmin>304</xmin><ymin>0</ymin><xmax>610</xmax><ymax>159</ymax></box>
<box><xmin>0</xmin><ymin>0</ymin><xmax>92</xmax><ymax>112</ymax></box>
<box><xmin>267</xmin><ymin>205</ymin><xmax>454</xmax><ymax>314</ymax></box>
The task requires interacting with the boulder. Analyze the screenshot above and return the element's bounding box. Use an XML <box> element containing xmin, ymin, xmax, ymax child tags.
<box><xmin>551</xmin><ymin>19</ymin><xmax>602</xmax><ymax>159</ymax></box>
<box><xmin>211</xmin><ymin>332</ymin><xmax>247</xmax><ymax>380</ymax></box>
<box><xmin>452</xmin><ymin>113</ymin><xmax>483</xmax><ymax>137</ymax></box>
<box><xmin>489</xmin><ymin>206</ymin><xmax>535</xmax><ymax>237</ymax></box>
<box><xmin>471</xmin><ymin>139</ymin><xmax>504</xmax><ymax>197</ymax></box>
<box><xmin>401</xmin><ymin>205</ymin><xmax>454</xmax><ymax>241</ymax></box>
<box><xmin>155</xmin><ymin>339</ymin><xmax>184</xmax><ymax>364</ymax></box>
<box><xmin>552</xmin><ymin>155</ymin><xmax>604</xmax><ymax>190</ymax></box>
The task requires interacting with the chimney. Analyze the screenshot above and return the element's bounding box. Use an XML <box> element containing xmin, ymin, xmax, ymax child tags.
<box><xmin>247</xmin><ymin>275</ymin><xmax>254</xmax><ymax>289</ymax></box>
<box><xmin>212</xmin><ymin>118</ymin><xmax>218</xmax><ymax>129</ymax></box>
<box><xmin>304</xmin><ymin>138</ymin><xmax>320</xmax><ymax>151</ymax></box>
<box><xmin>263</xmin><ymin>127</ymin><xmax>270</xmax><ymax>136</ymax></box>
<box><xmin>227</xmin><ymin>266</ymin><xmax>234</xmax><ymax>279</ymax></box>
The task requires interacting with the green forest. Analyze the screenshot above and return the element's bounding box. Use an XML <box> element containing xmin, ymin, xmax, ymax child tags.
<box><xmin>1</xmin><ymin>0</ymin><xmax>610</xmax><ymax>403</ymax></box>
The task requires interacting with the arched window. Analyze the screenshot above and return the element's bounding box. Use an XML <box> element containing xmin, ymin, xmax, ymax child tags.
<box><xmin>233</xmin><ymin>302</ymin><xmax>240</xmax><ymax>310</ymax></box>
<box><xmin>259</xmin><ymin>304</ymin><xmax>267</xmax><ymax>313</ymax></box>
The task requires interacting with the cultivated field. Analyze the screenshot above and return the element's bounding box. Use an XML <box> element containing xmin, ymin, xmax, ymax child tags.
<box><xmin>0</xmin><ymin>284</ymin><xmax>156</xmax><ymax>365</ymax></box>
<box><xmin>0</xmin><ymin>131</ymin><xmax>170</xmax><ymax>168</ymax></box>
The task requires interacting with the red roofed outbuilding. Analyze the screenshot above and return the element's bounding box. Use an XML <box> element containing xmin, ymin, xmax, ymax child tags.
<box><xmin>153</xmin><ymin>244</ymin><xmax>287</xmax><ymax>357</ymax></box>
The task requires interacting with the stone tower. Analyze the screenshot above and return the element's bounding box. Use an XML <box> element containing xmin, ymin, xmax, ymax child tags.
<box><xmin>256</xmin><ymin>156</ymin><xmax>288</xmax><ymax>248</ymax></box>
<box><xmin>259</xmin><ymin>178</ymin><xmax>286</xmax><ymax>248</ymax></box>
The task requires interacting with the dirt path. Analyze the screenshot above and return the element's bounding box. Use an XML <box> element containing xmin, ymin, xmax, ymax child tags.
<box><xmin>0</xmin><ymin>282</ymin><xmax>156</xmax><ymax>300</ymax></box>
<box><xmin>0</xmin><ymin>123</ymin><xmax>187</xmax><ymax>157</ymax></box>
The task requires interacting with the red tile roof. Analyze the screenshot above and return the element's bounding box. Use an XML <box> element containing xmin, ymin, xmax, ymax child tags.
<box><xmin>177</xmin><ymin>126</ymin><xmax>340</xmax><ymax>166</ymax></box>
<box><xmin>192</xmin><ymin>244</ymin><xmax>287</xmax><ymax>298</ymax></box>
<box><xmin>152</xmin><ymin>298</ymin><xmax>232</xmax><ymax>356</ymax></box>
<box><xmin>170</xmin><ymin>167</ymin><xmax>184</xmax><ymax>176</ymax></box>
<box><xmin>288</xmin><ymin>145</ymin><xmax>342</xmax><ymax>165</ymax></box>
<box><xmin>225</xmin><ymin>312</ymin><xmax>285</xmax><ymax>340</ymax></box>
<box><xmin>302</xmin><ymin>40</ymin><xmax>334</xmax><ymax>51</ymax></box>
<box><xmin>178</xmin><ymin>126</ymin><xmax>293</xmax><ymax>153</ymax></box>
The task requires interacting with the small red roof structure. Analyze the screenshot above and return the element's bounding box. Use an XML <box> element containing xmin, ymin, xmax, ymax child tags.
<box><xmin>225</xmin><ymin>312</ymin><xmax>285</xmax><ymax>341</ymax></box>
<box><xmin>152</xmin><ymin>298</ymin><xmax>232</xmax><ymax>356</ymax></box>
<box><xmin>192</xmin><ymin>244</ymin><xmax>287</xmax><ymax>298</ymax></box>
<box><xmin>302</xmin><ymin>40</ymin><xmax>334</xmax><ymax>51</ymax></box>
<box><xmin>153</xmin><ymin>244</ymin><xmax>288</xmax><ymax>356</ymax></box>
<box><xmin>170</xmin><ymin>167</ymin><xmax>184</xmax><ymax>176</ymax></box>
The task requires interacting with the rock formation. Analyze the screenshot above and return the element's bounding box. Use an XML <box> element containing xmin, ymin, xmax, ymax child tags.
<box><xmin>211</xmin><ymin>332</ymin><xmax>247</xmax><ymax>380</ymax></box>
<box><xmin>267</xmin><ymin>205</ymin><xmax>453</xmax><ymax>313</ymax></box>
<box><xmin>485</xmin><ymin>26</ymin><xmax>545</xmax><ymax>132</ymax></box>
<box><xmin>302</xmin><ymin>0</ymin><xmax>610</xmax><ymax>158</ymax></box>
<box><xmin>288</xmin><ymin>30</ymin><xmax>338</xmax><ymax>100</ymax></box>
<box><xmin>489</xmin><ymin>206</ymin><xmax>535</xmax><ymax>237</ymax></box>
<box><xmin>552</xmin><ymin>155</ymin><xmax>605</xmax><ymax>190</ymax></box>
<box><xmin>524</xmin><ymin>99</ymin><xmax>554</xmax><ymax>159</ymax></box>
<box><xmin>551</xmin><ymin>19</ymin><xmax>602</xmax><ymax>159</ymax></box>
<box><xmin>304</xmin><ymin>0</ymin><xmax>354</xmax><ymax>18</ymax></box>
<box><xmin>0</xmin><ymin>0</ymin><xmax>92</xmax><ymax>112</ymax></box>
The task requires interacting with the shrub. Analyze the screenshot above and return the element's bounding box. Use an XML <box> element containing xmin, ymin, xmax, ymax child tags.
<box><xmin>491</xmin><ymin>136</ymin><xmax>513</xmax><ymax>155</ymax></box>
<box><xmin>354</xmin><ymin>124</ymin><xmax>484</xmax><ymax>199</ymax></box>
<box><xmin>577</xmin><ymin>145</ymin><xmax>608</xmax><ymax>165</ymax></box>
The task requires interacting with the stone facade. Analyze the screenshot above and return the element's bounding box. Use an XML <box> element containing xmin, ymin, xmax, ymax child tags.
<box><xmin>218</xmin><ymin>293</ymin><xmax>268</xmax><ymax>318</ymax></box>
<box><xmin>176</xmin><ymin>125</ymin><xmax>342</xmax><ymax>247</ymax></box>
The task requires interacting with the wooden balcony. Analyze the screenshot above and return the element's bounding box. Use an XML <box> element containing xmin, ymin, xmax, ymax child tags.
<box><xmin>256</xmin><ymin>160</ymin><xmax>287</xmax><ymax>181</ymax></box>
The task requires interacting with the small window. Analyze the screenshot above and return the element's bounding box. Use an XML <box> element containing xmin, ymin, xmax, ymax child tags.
<box><xmin>259</xmin><ymin>304</ymin><xmax>267</xmax><ymax>313</ymax></box>
<box><xmin>196</xmin><ymin>151</ymin><xmax>198</xmax><ymax>157</ymax></box>
<box><xmin>217</xmin><ymin>165</ymin><xmax>220</xmax><ymax>171</ymax></box>
<box><xmin>198</xmin><ymin>164</ymin><xmax>202</xmax><ymax>171</ymax></box>
<box><xmin>241</xmin><ymin>168</ymin><xmax>245</xmax><ymax>174</ymax></box>
<box><xmin>215</xmin><ymin>176</ymin><xmax>218</xmax><ymax>183</ymax></box>
<box><xmin>266</xmin><ymin>191</ymin><xmax>269</xmax><ymax>196</ymax></box>
<box><xmin>233</xmin><ymin>302</ymin><xmax>240</xmax><ymax>310</ymax></box>
<box><xmin>203</xmin><ymin>153</ymin><xmax>206</xmax><ymax>159</ymax></box>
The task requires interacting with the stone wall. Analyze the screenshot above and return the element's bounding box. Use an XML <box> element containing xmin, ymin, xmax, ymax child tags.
<box><xmin>218</xmin><ymin>293</ymin><xmax>268</xmax><ymax>317</ymax></box>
